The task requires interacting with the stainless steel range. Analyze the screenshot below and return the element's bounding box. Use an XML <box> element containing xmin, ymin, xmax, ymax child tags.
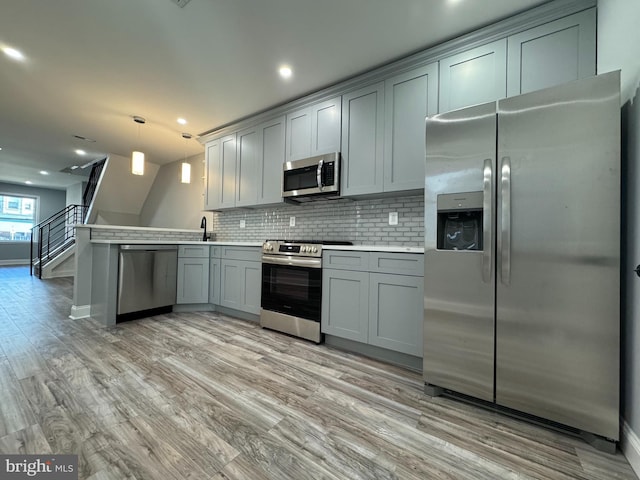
<box><xmin>260</xmin><ymin>239</ymin><xmax>351</xmax><ymax>343</ymax></box>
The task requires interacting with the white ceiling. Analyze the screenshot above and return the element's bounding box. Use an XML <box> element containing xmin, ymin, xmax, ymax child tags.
<box><xmin>0</xmin><ymin>0</ymin><xmax>548</xmax><ymax>190</ymax></box>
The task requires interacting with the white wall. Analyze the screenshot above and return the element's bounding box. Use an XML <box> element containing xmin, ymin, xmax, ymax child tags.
<box><xmin>140</xmin><ymin>152</ymin><xmax>212</xmax><ymax>230</ymax></box>
<box><xmin>598</xmin><ymin>0</ymin><xmax>640</xmax><ymax>471</ymax></box>
<box><xmin>88</xmin><ymin>153</ymin><xmax>159</xmax><ymax>225</ymax></box>
<box><xmin>65</xmin><ymin>182</ymin><xmax>84</xmax><ymax>207</ymax></box>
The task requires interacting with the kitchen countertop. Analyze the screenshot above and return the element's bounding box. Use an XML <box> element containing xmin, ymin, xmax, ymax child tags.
<box><xmin>90</xmin><ymin>240</ymin><xmax>263</xmax><ymax>247</ymax></box>
<box><xmin>324</xmin><ymin>245</ymin><xmax>423</xmax><ymax>253</ymax></box>
<box><xmin>88</xmin><ymin>239</ymin><xmax>422</xmax><ymax>252</ymax></box>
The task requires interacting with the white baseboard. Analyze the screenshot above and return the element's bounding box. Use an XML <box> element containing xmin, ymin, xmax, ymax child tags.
<box><xmin>0</xmin><ymin>259</ymin><xmax>29</xmax><ymax>266</ymax></box>
<box><xmin>622</xmin><ymin>420</ymin><xmax>640</xmax><ymax>478</ymax></box>
<box><xmin>69</xmin><ymin>304</ymin><xmax>91</xmax><ymax>319</ymax></box>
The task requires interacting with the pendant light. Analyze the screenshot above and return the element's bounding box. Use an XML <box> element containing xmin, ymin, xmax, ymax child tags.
<box><xmin>181</xmin><ymin>132</ymin><xmax>192</xmax><ymax>184</ymax></box>
<box><xmin>131</xmin><ymin>116</ymin><xmax>146</xmax><ymax>175</ymax></box>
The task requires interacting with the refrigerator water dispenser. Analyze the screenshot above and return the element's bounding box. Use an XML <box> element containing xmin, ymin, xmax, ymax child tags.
<box><xmin>436</xmin><ymin>192</ymin><xmax>483</xmax><ymax>251</ymax></box>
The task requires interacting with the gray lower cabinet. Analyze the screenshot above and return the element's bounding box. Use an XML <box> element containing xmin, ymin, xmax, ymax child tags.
<box><xmin>209</xmin><ymin>246</ymin><xmax>221</xmax><ymax>305</ymax></box>
<box><xmin>507</xmin><ymin>8</ymin><xmax>595</xmax><ymax>97</ymax></box>
<box><xmin>219</xmin><ymin>246</ymin><xmax>261</xmax><ymax>315</ymax></box>
<box><xmin>176</xmin><ymin>245</ymin><xmax>210</xmax><ymax>304</ymax></box>
<box><xmin>322</xmin><ymin>251</ymin><xmax>424</xmax><ymax>357</ymax></box>
<box><xmin>368</xmin><ymin>273</ymin><xmax>423</xmax><ymax>356</ymax></box>
<box><xmin>322</xmin><ymin>269</ymin><xmax>369</xmax><ymax>342</ymax></box>
<box><xmin>439</xmin><ymin>39</ymin><xmax>507</xmax><ymax>113</ymax></box>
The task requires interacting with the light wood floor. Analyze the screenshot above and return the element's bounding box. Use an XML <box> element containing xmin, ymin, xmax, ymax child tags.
<box><xmin>0</xmin><ymin>266</ymin><xmax>636</xmax><ymax>480</ymax></box>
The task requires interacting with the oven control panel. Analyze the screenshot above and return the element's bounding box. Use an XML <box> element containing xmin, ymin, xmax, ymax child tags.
<box><xmin>262</xmin><ymin>241</ymin><xmax>321</xmax><ymax>257</ymax></box>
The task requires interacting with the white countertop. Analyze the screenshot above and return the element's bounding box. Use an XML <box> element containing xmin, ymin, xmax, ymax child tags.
<box><xmin>90</xmin><ymin>240</ymin><xmax>263</xmax><ymax>247</ymax></box>
<box><xmin>324</xmin><ymin>245</ymin><xmax>423</xmax><ymax>253</ymax></box>
<box><xmin>77</xmin><ymin>224</ymin><xmax>202</xmax><ymax>233</ymax></box>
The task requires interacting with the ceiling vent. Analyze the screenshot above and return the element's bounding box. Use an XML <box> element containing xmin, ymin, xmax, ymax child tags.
<box><xmin>171</xmin><ymin>0</ymin><xmax>191</xmax><ymax>8</ymax></box>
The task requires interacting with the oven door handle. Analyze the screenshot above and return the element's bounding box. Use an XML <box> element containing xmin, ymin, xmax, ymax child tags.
<box><xmin>262</xmin><ymin>255</ymin><xmax>322</xmax><ymax>268</ymax></box>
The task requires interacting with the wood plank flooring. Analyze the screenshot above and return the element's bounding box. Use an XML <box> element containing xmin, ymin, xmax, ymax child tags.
<box><xmin>0</xmin><ymin>265</ymin><xmax>636</xmax><ymax>480</ymax></box>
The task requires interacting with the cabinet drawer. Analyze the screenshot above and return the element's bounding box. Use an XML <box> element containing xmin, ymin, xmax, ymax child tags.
<box><xmin>370</xmin><ymin>252</ymin><xmax>424</xmax><ymax>276</ymax></box>
<box><xmin>323</xmin><ymin>251</ymin><xmax>369</xmax><ymax>271</ymax></box>
<box><xmin>178</xmin><ymin>245</ymin><xmax>209</xmax><ymax>258</ymax></box>
<box><xmin>221</xmin><ymin>246</ymin><xmax>261</xmax><ymax>262</ymax></box>
<box><xmin>210</xmin><ymin>246</ymin><xmax>221</xmax><ymax>258</ymax></box>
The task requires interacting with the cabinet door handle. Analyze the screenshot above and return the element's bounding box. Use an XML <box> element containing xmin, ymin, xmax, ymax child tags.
<box><xmin>317</xmin><ymin>159</ymin><xmax>324</xmax><ymax>190</ymax></box>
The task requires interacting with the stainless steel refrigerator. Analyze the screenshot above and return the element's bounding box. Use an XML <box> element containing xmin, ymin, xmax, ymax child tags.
<box><xmin>423</xmin><ymin>71</ymin><xmax>620</xmax><ymax>445</ymax></box>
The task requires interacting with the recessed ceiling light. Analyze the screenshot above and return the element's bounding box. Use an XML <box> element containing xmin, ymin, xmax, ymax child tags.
<box><xmin>177</xmin><ymin>118</ymin><xmax>187</xmax><ymax>125</ymax></box>
<box><xmin>75</xmin><ymin>149</ymin><xmax>86</xmax><ymax>156</ymax></box>
<box><xmin>25</xmin><ymin>180</ymin><xmax>32</xmax><ymax>185</ymax></box>
<box><xmin>39</xmin><ymin>170</ymin><xmax>49</xmax><ymax>175</ymax></box>
<box><xmin>2</xmin><ymin>46</ymin><xmax>25</xmax><ymax>61</ymax></box>
<box><xmin>279</xmin><ymin>65</ymin><xmax>293</xmax><ymax>79</ymax></box>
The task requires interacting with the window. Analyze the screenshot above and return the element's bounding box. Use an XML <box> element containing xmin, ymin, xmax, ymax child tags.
<box><xmin>0</xmin><ymin>194</ymin><xmax>37</xmax><ymax>242</ymax></box>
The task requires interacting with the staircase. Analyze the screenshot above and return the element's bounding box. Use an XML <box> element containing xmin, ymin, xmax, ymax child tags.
<box><xmin>30</xmin><ymin>204</ymin><xmax>86</xmax><ymax>278</ymax></box>
<box><xmin>30</xmin><ymin>158</ymin><xmax>106</xmax><ymax>278</ymax></box>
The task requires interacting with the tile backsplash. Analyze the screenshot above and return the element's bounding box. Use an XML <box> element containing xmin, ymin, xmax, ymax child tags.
<box><xmin>211</xmin><ymin>195</ymin><xmax>424</xmax><ymax>246</ymax></box>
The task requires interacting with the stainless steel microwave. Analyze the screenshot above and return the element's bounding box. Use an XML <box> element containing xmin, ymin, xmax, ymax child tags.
<box><xmin>282</xmin><ymin>153</ymin><xmax>340</xmax><ymax>201</ymax></box>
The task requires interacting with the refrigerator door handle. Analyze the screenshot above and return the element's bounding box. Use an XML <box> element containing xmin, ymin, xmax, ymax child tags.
<box><xmin>482</xmin><ymin>158</ymin><xmax>493</xmax><ymax>283</ymax></box>
<box><xmin>500</xmin><ymin>156</ymin><xmax>511</xmax><ymax>285</ymax></box>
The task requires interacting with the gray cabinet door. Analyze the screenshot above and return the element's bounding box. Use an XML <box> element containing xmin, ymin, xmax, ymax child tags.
<box><xmin>204</xmin><ymin>139</ymin><xmax>221</xmax><ymax>210</ymax></box>
<box><xmin>220</xmin><ymin>260</ymin><xmax>241</xmax><ymax>310</ymax></box>
<box><xmin>384</xmin><ymin>63</ymin><xmax>438</xmax><ymax>192</ymax></box>
<box><xmin>220</xmin><ymin>259</ymin><xmax>260</xmax><ymax>314</ymax></box>
<box><xmin>209</xmin><ymin>258</ymin><xmax>220</xmax><ymax>305</ymax></box>
<box><xmin>439</xmin><ymin>39</ymin><xmax>507</xmax><ymax>113</ymax></box>
<box><xmin>235</xmin><ymin>126</ymin><xmax>259</xmax><ymax>208</ymax></box>
<box><xmin>258</xmin><ymin>116</ymin><xmax>285</xmax><ymax>205</ymax></box>
<box><xmin>507</xmin><ymin>9</ymin><xmax>595</xmax><ymax>97</ymax></box>
<box><xmin>321</xmin><ymin>268</ymin><xmax>369</xmax><ymax>343</ymax></box>
<box><xmin>241</xmin><ymin>261</ymin><xmax>261</xmax><ymax>315</ymax></box>
<box><xmin>341</xmin><ymin>83</ymin><xmax>385</xmax><ymax>196</ymax></box>
<box><xmin>368</xmin><ymin>273</ymin><xmax>423</xmax><ymax>356</ymax></box>
<box><xmin>286</xmin><ymin>97</ymin><xmax>341</xmax><ymax>162</ymax></box>
<box><xmin>219</xmin><ymin>134</ymin><xmax>237</xmax><ymax>209</ymax></box>
<box><xmin>176</xmin><ymin>257</ymin><xmax>210</xmax><ymax>304</ymax></box>
<box><xmin>286</xmin><ymin>107</ymin><xmax>312</xmax><ymax>162</ymax></box>
<box><xmin>311</xmin><ymin>96</ymin><xmax>341</xmax><ymax>156</ymax></box>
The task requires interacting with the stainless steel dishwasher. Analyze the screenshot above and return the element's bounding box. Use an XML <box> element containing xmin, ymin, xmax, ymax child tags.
<box><xmin>117</xmin><ymin>245</ymin><xmax>178</xmax><ymax>322</ymax></box>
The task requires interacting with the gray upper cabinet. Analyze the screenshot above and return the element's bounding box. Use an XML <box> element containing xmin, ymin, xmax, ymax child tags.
<box><xmin>286</xmin><ymin>96</ymin><xmax>341</xmax><ymax>162</ymax></box>
<box><xmin>205</xmin><ymin>134</ymin><xmax>236</xmax><ymax>210</ymax></box>
<box><xmin>219</xmin><ymin>134</ymin><xmax>237</xmax><ymax>209</ymax></box>
<box><xmin>235</xmin><ymin>126</ymin><xmax>259</xmax><ymax>208</ymax></box>
<box><xmin>206</xmin><ymin>116</ymin><xmax>284</xmax><ymax>210</ymax></box>
<box><xmin>341</xmin><ymin>83</ymin><xmax>385</xmax><ymax>196</ymax></box>
<box><xmin>204</xmin><ymin>139</ymin><xmax>220</xmax><ymax>210</ymax></box>
<box><xmin>439</xmin><ymin>39</ymin><xmax>507</xmax><ymax>113</ymax></box>
<box><xmin>384</xmin><ymin>63</ymin><xmax>438</xmax><ymax>192</ymax></box>
<box><xmin>258</xmin><ymin>116</ymin><xmax>286</xmax><ymax>205</ymax></box>
<box><xmin>507</xmin><ymin>9</ymin><xmax>596</xmax><ymax>97</ymax></box>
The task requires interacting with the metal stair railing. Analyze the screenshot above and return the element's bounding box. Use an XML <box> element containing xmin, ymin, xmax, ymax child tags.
<box><xmin>82</xmin><ymin>158</ymin><xmax>106</xmax><ymax>209</ymax></box>
<box><xmin>30</xmin><ymin>204</ymin><xmax>87</xmax><ymax>278</ymax></box>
